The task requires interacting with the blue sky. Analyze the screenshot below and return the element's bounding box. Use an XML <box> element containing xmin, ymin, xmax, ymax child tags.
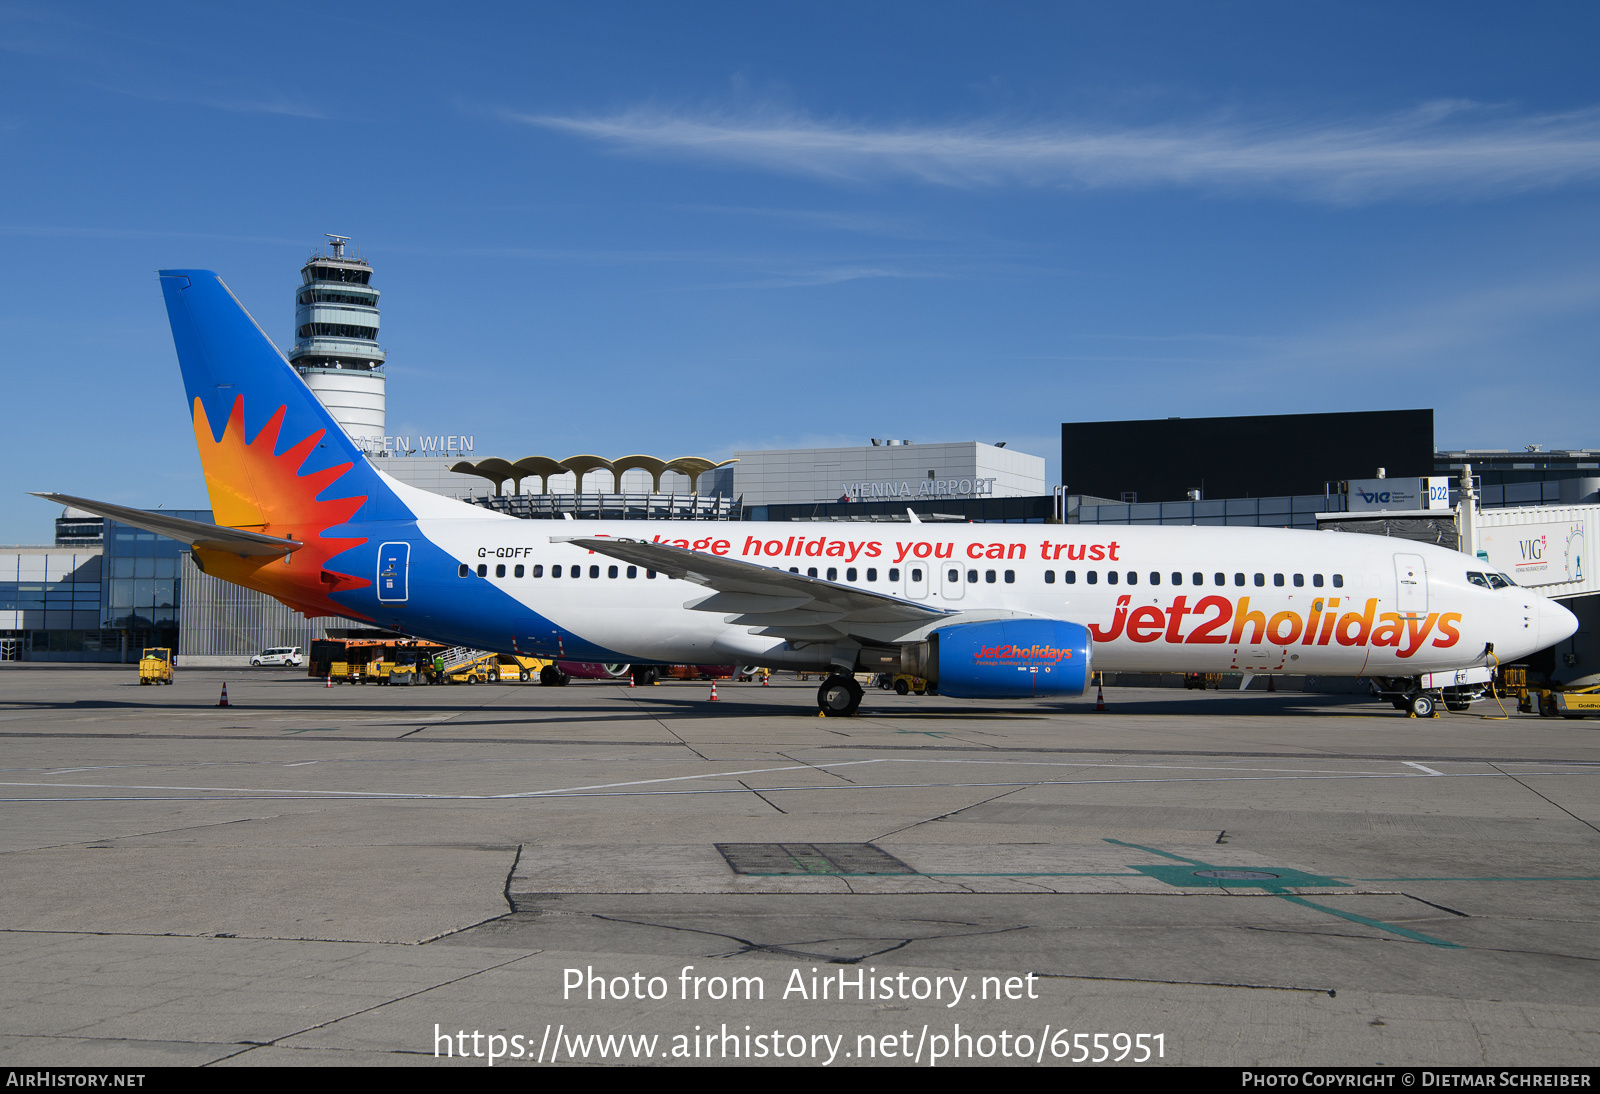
<box><xmin>3</xmin><ymin>2</ymin><xmax>1598</xmax><ymax>541</ymax></box>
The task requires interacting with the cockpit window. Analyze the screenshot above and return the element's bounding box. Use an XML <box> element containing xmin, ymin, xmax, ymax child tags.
<box><xmin>1467</xmin><ymin>572</ymin><xmax>1490</xmax><ymax>589</ymax></box>
<box><xmin>1488</xmin><ymin>573</ymin><xmax>1515</xmax><ymax>589</ymax></box>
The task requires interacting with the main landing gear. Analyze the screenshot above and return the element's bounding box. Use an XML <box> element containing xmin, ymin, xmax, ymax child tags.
<box><xmin>539</xmin><ymin>665</ymin><xmax>570</xmax><ymax>687</ymax></box>
<box><xmin>817</xmin><ymin>673</ymin><xmax>863</xmax><ymax>717</ymax></box>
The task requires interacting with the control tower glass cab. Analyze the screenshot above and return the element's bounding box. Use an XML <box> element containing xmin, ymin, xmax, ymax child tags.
<box><xmin>287</xmin><ymin>234</ymin><xmax>386</xmax><ymax>451</ymax></box>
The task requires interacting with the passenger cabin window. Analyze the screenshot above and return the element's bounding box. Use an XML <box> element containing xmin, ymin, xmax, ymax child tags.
<box><xmin>1126</xmin><ymin>571</ymin><xmax>1137</xmax><ymax>585</ymax></box>
<box><xmin>647</xmin><ymin>570</ymin><xmax>656</xmax><ymax>579</ymax></box>
<box><xmin>1312</xmin><ymin>574</ymin><xmax>1324</xmax><ymax>588</ymax></box>
<box><xmin>626</xmin><ymin>566</ymin><xmax>636</xmax><ymax>578</ymax></box>
<box><xmin>986</xmin><ymin>570</ymin><xmax>997</xmax><ymax>583</ymax></box>
<box><xmin>571</xmin><ymin>566</ymin><xmax>581</xmax><ymax>579</ymax></box>
<box><xmin>1171</xmin><ymin>572</ymin><xmax>1182</xmax><ymax>585</ymax></box>
<box><xmin>826</xmin><ymin>567</ymin><xmax>837</xmax><ymax>581</ymax></box>
<box><xmin>1253</xmin><ymin>573</ymin><xmax>1264</xmax><ymax>587</ymax></box>
<box><xmin>807</xmin><ymin>567</ymin><xmax>818</xmax><ymax>578</ymax></box>
<box><xmin>947</xmin><ymin>568</ymin><xmax>959</xmax><ymax>583</ymax></box>
<box><xmin>1106</xmin><ymin>571</ymin><xmax>1118</xmax><ymax>585</ymax></box>
<box><xmin>1004</xmin><ymin>570</ymin><xmax>1015</xmax><ymax>583</ymax></box>
<box><xmin>1064</xmin><ymin>570</ymin><xmax>1076</xmax><ymax>584</ymax></box>
<box><xmin>552</xmin><ymin>565</ymin><xmax>562</xmax><ymax>578</ymax></box>
<box><xmin>1150</xmin><ymin>572</ymin><xmax>1161</xmax><ymax>585</ymax></box>
<box><xmin>458</xmin><ymin>564</ymin><xmax>469</xmax><ymax>578</ymax></box>
<box><xmin>495</xmin><ymin>564</ymin><xmax>506</xmax><ymax>578</ymax></box>
<box><xmin>476</xmin><ymin>564</ymin><xmax>488</xmax><ymax>577</ymax></box>
<box><xmin>1045</xmin><ymin>570</ymin><xmax>1056</xmax><ymax>584</ymax></box>
<box><xmin>889</xmin><ymin>568</ymin><xmax>900</xmax><ymax>581</ymax></box>
<box><xmin>910</xmin><ymin>568</ymin><xmax>923</xmax><ymax>582</ymax></box>
<box><xmin>967</xmin><ymin>569</ymin><xmax>978</xmax><ymax>583</ymax></box>
<box><xmin>608</xmin><ymin>566</ymin><xmax>618</xmax><ymax>578</ymax></box>
<box><xmin>1214</xmin><ymin>573</ymin><xmax>1225</xmax><ymax>586</ymax></box>
<box><xmin>533</xmin><ymin>565</ymin><xmax>544</xmax><ymax>577</ymax></box>
<box><xmin>1293</xmin><ymin>574</ymin><xmax>1304</xmax><ymax>587</ymax></box>
<box><xmin>1273</xmin><ymin>573</ymin><xmax>1283</xmax><ymax>586</ymax></box>
<box><xmin>514</xmin><ymin>564</ymin><xmax>524</xmax><ymax>578</ymax></box>
<box><xmin>1086</xmin><ymin>571</ymin><xmax>1098</xmax><ymax>584</ymax></box>
<box><xmin>846</xmin><ymin>567</ymin><xmax>857</xmax><ymax>582</ymax></box>
<box><xmin>1331</xmin><ymin>574</ymin><xmax>1343</xmax><ymax>588</ymax></box>
<box><xmin>1234</xmin><ymin>573</ymin><xmax>1245</xmax><ymax>586</ymax></box>
<box><xmin>867</xmin><ymin>568</ymin><xmax>877</xmax><ymax>581</ymax></box>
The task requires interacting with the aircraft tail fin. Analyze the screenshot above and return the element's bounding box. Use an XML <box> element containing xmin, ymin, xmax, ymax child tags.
<box><xmin>158</xmin><ymin>269</ymin><xmax>410</xmax><ymax>532</ymax></box>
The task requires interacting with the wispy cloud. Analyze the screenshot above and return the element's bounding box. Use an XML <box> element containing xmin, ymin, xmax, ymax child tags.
<box><xmin>510</xmin><ymin>100</ymin><xmax>1600</xmax><ymax>203</ymax></box>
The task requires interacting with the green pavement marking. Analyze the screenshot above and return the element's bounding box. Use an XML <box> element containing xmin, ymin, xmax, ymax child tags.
<box><xmin>1275</xmin><ymin>894</ymin><xmax>1462</xmax><ymax>948</ymax></box>
<box><xmin>1101</xmin><ymin>838</ymin><xmax>1460</xmax><ymax>948</ymax></box>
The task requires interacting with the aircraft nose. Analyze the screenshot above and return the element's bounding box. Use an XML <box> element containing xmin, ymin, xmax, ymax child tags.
<box><xmin>1538</xmin><ymin>597</ymin><xmax>1579</xmax><ymax>649</ymax></box>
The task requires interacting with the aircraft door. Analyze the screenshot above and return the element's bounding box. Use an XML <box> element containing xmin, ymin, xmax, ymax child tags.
<box><xmin>906</xmin><ymin>563</ymin><xmax>929</xmax><ymax>599</ymax></box>
<box><xmin>941</xmin><ymin>563</ymin><xmax>965</xmax><ymax>600</ymax></box>
<box><xmin>377</xmin><ymin>542</ymin><xmax>410</xmax><ymax>603</ymax></box>
<box><xmin>1394</xmin><ymin>553</ymin><xmax>1427</xmax><ymax>617</ymax></box>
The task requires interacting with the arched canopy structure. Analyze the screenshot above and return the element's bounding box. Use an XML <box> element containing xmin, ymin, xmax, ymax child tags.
<box><xmin>511</xmin><ymin>456</ymin><xmax>567</xmax><ymax>495</ymax></box>
<box><xmin>610</xmin><ymin>455</ymin><xmax>668</xmax><ymax>494</ymax></box>
<box><xmin>559</xmin><ymin>455</ymin><xmax>615</xmax><ymax>494</ymax></box>
<box><xmin>665</xmin><ymin>457</ymin><xmax>737</xmax><ymax>495</ymax></box>
<box><xmin>451</xmin><ymin>457</ymin><xmax>515</xmax><ymax>496</ymax></box>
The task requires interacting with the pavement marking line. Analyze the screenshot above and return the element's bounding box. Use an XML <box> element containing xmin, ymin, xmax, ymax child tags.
<box><xmin>1273</xmin><ymin>894</ymin><xmax>1463</xmax><ymax>948</ymax></box>
<box><xmin>3</xmin><ymin>760</ymin><xmax>1595</xmax><ymax>803</ymax></box>
<box><xmin>1103</xmin><ymin>838</ymin><xmax>1464</xmax><ymax>947</ymax></box>
<box><xmin>1403</xmin><ymin>761</ymin><xmax>1446</xmax><ymax>776</ymax></box>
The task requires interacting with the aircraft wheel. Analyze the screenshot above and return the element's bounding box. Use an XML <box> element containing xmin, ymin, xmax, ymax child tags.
<box><xmin>540</xmin><ymin>665</ymin><xmax>570</xmax><ymax>687</ymax></box>
<box><xmin>1408</xmin><ymin>693</ymin><xmax>1435</xmax><ymax>718</ymax></box>
<box><xmin>631</xmin><ymin>666</ymin><xmax>659</xmax><ymax>686</ymax></box>
<box><xmin>894</xmin><ymin>679</ymin><xmax>909</xmax><ymax>695</ymax></box>
<box><xmin>818</xmin><ymin>674</ymin><xmax>863</xmax><ymax>717</ymax></box>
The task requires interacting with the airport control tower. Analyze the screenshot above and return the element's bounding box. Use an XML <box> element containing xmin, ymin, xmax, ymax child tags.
<box><xmin>287</xmin><ymin>235</ymin><xmax>386</xmax><ymax>450</ymax></box>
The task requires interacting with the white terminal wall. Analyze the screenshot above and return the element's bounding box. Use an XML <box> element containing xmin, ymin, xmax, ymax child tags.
<box><xmin>731</xmin><ymin>442</ymin><xmax>1046</xmax><ymax>507</ymax></box>
<box><xmin>375</xmin><ymin>458</ymin><xmax>732</xmax><ymax>499</ymax></box>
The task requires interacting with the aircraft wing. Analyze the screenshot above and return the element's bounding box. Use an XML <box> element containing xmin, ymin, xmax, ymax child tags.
<box><xmin>558</xmin><ymin>535</ymin><xmax>951</xmax><ymax>640</ymax></box>
<box><xmin>32</xmin><ymin>493</ymin><xmax>303</xmax><ymax>558</ymax></box>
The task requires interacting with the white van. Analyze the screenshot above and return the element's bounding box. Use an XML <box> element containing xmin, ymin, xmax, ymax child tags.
<box><xmin>250</xmin><ymin>647</ymin><xmax>304</xmax><ymax>668</ymax></box>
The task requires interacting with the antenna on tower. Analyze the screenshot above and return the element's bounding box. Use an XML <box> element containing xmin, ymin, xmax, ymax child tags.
<box><xmin>325</xmin><ymin>234</ymin><xmax>351</xmax><ymax>258</ymax></box>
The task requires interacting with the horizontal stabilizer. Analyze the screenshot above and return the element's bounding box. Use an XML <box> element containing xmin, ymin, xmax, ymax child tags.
<box><xmin>31</xmin><ymin>493</ymin><xmax>303</xmax><ymax>558</ymax></box>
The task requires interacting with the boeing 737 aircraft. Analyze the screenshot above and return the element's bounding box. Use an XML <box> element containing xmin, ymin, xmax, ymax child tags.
<box><xmin>36</xmin><ymin>271</ymin><xmax>1579</xmax><ymax>716</ymax></box>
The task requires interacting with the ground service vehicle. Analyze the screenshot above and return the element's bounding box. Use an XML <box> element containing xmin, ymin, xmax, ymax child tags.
<box><xmin>37</xmin><ymin>270</ymin><xmax>1581</xmax><ymax>718</ymax></box>
<box><xmin>138</xmin><ymin>648</ymin><xmax>174</xmax><ymax>685</ymax></box>
<box><xmin>250</xmin><ymin>646</ymin><xmax>303</xmax><ymax>667</ymax></box>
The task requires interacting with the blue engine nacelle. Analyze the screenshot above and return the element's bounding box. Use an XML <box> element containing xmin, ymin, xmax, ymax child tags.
<box><xmin>904</xmin><ymin>618</ymin><xmax>1093</xmax><ymax>699</ymax></box>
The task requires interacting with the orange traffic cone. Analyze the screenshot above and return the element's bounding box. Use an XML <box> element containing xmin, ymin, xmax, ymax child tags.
<box><xmin>629</xmin><ymin>674</ymin><xmax>636</xmax><ymax>688</ymax></box>
<box><xmin>1095</xmin><ymin>677</ymin><xmax>1106</xmax><ymax>712</ymax></box>
<box><xmin>709</xmin><ymin>682</ymin><xmax>719</xmax><ymax>702</ymax></box>
<box><xmin>325</xmin><ymin>674</ymin><xmax>333</xmax><ymax>688</ymax></box>
<box><xmin>218</xmin><ymin>682</ymin><xmax>230</xmax><ymax>708</ymax></box>
<box><xmin>761</xmin><ymin>672</ymin><xmax>769</xmax><ymax>687</ymax></box>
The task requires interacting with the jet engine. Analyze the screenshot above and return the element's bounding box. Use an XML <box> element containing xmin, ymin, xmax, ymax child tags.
<box><xmin>901</xmin><ymin>618</ymin><xmax>1093</xmax><ymax>699</ymax></box>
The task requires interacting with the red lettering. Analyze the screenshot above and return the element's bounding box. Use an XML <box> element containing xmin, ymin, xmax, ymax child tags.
<box><xmin>1164</xmin><ymin>596</ymin><xmax>1190</xmax><ymax>642</ymax></box>
<box><xmin>1088</xmin><ymin>545</ymin><xmax>1106</xmax><ymax>561</ymax></box>
<box><xmin>1337</xmin><ymin>599</ymin><xmax>1377</xmax><ymax>646</ymax></box>
<box><xmin>934</xmin><ymin>543</ymin><xmax>953</xmax><ymax>559</ymax></box>
<box><xmin>764</xmin><ymin>539</ymin><xmax>784</xmax><ymax>556</ymax></box>
<box><xmin>744</xmin><ymin>536</ymin><xmax>763</xmax><ymax>554</ymax></box>
<box><xmin>1398</xmin><ymin>613</ymin><xmax>1439</xmax><ymax>657</ymax></box>
<box><xmin>1007</xmin><ymin>543</ymin><xmax>1025</xmax><ymax>559</ymax></box>
<box><xmin>712</xmin><ymin>539</ymin><xmax>730</xmax><ymax>556</ymax></box>
<box><xmin>893</xmin><ymin>543</ymin><xmax>913</xmax><ymax>564</ymax></box>
<box><xmin>913</xmin><ymin>542</ymin><xmax>932</xmax><ymax>559</ymax></box>
<box><xmin>1185</xmin><ymin>596</ymin><xmax>1233</xmax><ymax>644</ymax></box>
<box><xmin>1107</xmin><ymin>541</ymin><xmax>1121</xmax><ymax>561</ymax></box>
<box><xmin>1088</xmin><ymin>595</ymin><xmax>1131</xmax><ymax>642</ymax></box>
<box><xmin>1127</xmin><ymin>606</ymin><xmax>1165</xmax><ymax>643</ymax></box>
<box><xmin>1230</xmin><ymin>597</ymin><xmax>1267</xmax><ymax>644</ymax></box>
<box><xmin>864</xmin><ymin>542</ymin><xmax>882</xmax><ymax>558</ymax></box>
<box><xmin>1267</xmin><ymin>611</ymin><xmax>1303</xmax><ymax>645</ymax></box>
<box><xmin>1371</xmin><ymin>613</ymin><xmax>1403</xmax><ymax>647</ymax></box>
<box><xmin>804</xmin><ymin>538</ymin><xmax>826</xmax><ymax>557</ymax></box>
<box><xmin>966</xmin><ymin>542</ymin><xmax>985</xmax><ymax>559</ymax></box>
<box><xmin>825</xmin><ymin>540</ymin><xmax>845</xmax><ymax>557</ymax></box>
<box><xmin>1432</xmin><ymin>613</ymin><xmax>1462</xmax><ymax>648</ymax></box>
<box><xmin>1066</xmin><ymin>545</ymin><xmax>1086</xmax><ymax>561</ymax></box>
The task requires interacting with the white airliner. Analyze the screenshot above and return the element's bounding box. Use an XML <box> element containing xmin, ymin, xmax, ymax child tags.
<box><xmin>36</xmin><ymin>271</ymin><xmax>1579</xmax><ymax>717</ymax></box>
